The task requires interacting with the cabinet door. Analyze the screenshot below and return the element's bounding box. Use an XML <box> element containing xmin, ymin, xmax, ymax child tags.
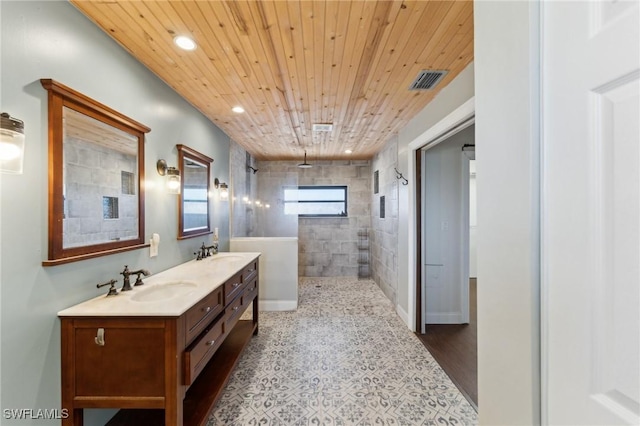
<box><xmin>74</xmin><ymin>321</ymin><xmax>166</xmax><ymax>398</ymax></box>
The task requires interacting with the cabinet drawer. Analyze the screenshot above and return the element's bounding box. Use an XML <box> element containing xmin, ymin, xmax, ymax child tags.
<box><xmin>185</xmin><ymin>286</ymin><xmax>223</xmax><ymax>345</ymax></box>
<box><xmin>242</xmin><ymin>260</ymin><xmax>258</xmax><ymax>282</ymax></box>
<box><xmin>224</xmin><ymin>271</ymin><xmax>244</xmax><ymax>303</ymax></box>
<box><xmin>225</xmin><ymin>293</ymin><xmax>245</xmax><ymax>331</ymax></box>
<box><xmin>183</xmin><ymin>318</ymin><xmax>225</xmax><ymax>385</ymax></box>
<box><xmin>244</xmin><ymin>276</ymin><xmax>258</xmax><ymax>303</ymax></box>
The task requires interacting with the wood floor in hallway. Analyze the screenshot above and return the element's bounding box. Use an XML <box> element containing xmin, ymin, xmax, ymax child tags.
<box><xmin>415</xmin><ymin>279</ymin><xmax>478</xmax><ymax>408</ymax></box>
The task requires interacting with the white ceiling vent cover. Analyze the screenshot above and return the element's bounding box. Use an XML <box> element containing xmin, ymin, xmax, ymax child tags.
<box><xmin>409</xmin><ymin>70</ymin><xmax>448</xmax><ymax>90</ymax></box>
<box><xmin>312</xmin><ymin>123</ymin><xmax>333</xmax><ymax>132</ymax></box>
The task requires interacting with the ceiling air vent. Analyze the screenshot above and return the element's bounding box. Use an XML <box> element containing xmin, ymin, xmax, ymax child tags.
<box><xmin>409</xmin><ymin>70</ymin><xmax>448</xmax><ymax>91</ymax></box>
<box><xmin>312</xmin><ymin>123</ymin><xmax>333</xmax><ymax>132</ymax></box>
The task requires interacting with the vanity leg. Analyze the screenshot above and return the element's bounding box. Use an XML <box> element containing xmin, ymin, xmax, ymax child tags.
<box><xmin>164</xmin><ymin>319</ymin><xmax>183</xmax><ymax>426</ymax></box>
<box><xmin>63</xmin><ymin>408</ymin><xmax>83</xmax><ymax>426</ymax></box>
<box><xmin>61</xmin><ymin>319</ymin><xmax>82</xmax><ymax>426</ymax></box>
<box><xmin>253</xmin><ymin>294</ymin><xmax>259</xmax><ymax>336</ymax></box>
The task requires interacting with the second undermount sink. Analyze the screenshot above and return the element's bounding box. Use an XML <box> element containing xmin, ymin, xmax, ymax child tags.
<box><xmin>209</xmin><ymin>253</ymin><xmax>244</xmax><ymax>263</ymax></box>
<box><xmin>131</xmin><ymin>281</ymin><xmax>198</xmax><ymax>302</ymax></box>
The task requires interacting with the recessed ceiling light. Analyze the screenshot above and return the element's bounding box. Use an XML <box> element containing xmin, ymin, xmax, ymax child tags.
<box><xmin>232</xmin><ymin>106</ymin><xmax>245</xmax><ymax>114</ymax></box>
<box><xmin>174</xmin><ymin>36</ymin><xmax>197</xmax><ymax>51</ymax></box>
<box><xmin>344</xmin><ymin>149</ymin><xmax>353</xmax><ymax>154</ymax></box>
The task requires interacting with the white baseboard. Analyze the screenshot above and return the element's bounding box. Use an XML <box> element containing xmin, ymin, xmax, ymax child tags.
<box><xmin>425</xmin><ymin>312</ymin><xmax>463</xmax><ymax>324</ymax></box>
<box><xmin>260</xmin><ymin>300</ymin><xmax>298</xmax><ymax>312</ymax></box>
<box><xmin>396</xmin><ymin>304</ymin><xmax>410</xmax><ymax>327</ymax></box>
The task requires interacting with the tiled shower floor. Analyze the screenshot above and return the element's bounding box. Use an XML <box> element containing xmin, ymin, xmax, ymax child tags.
<box><xmin>208</xmin><ymin>277</ymin><xmax>478</xmax><ymax>425</ymax></box>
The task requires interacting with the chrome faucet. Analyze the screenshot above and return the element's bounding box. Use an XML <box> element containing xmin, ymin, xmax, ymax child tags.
<box><xmin>120</xmin><ymin>265</ymin><xmax>151</xmax><ymax>291</ymax></box>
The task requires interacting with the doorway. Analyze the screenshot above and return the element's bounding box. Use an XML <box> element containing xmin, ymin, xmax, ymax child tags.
<box><xmin>415</xmin><ymin>124</ymin><xmax>477</xmax><ymax>407</ymax></box>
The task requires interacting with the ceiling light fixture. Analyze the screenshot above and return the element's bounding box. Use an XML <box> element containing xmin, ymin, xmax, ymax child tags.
<box><xmin>232</xmin><ymin>106</ymin><xmax>245</xmax><ymax>114</ymax></box>
<box><xmin>173</xmin><ymin>35</ymin><xmax>197</xmax><ymax>51</ymax></box>
<box><xmin>344</xmin><ymin>149</ymin><xmax>353</xmax><ymax>154</ymax></box>
<box><xmin>297</xmin><ymin>151</ymin><xmax>312</xmax><ymax>169</ymax></box>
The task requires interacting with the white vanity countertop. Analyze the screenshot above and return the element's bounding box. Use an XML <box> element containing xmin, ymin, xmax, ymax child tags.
<box><xmin>58</xmin><ymin>252</ymin><xmax>260</xmax><ymax>317</ymax></box>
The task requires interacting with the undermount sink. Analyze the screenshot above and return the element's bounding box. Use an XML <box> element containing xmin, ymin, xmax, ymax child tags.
<box><xmin>131</xmin><ymin>281</ymin><xmax>198</xmax><ymax>302</ymax></box>
<box><xmin>209</xmin><ymin>253</ymin><xmax>244</xmax><ymax>263</ymax></box>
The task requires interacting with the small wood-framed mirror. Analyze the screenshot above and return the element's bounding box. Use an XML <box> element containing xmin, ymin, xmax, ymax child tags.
<box><xmin>177</xmin><ymin>144</ymin><xmax>213</xmax><ymax>240</ymax></box>
<box><xmin>41</xmin><ymin>79</ymin><xmax>150</xmax><ymax>266</ymax></box>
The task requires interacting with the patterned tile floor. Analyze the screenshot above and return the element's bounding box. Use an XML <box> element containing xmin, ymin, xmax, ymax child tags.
<box><xmin>208</xmin><ymin>277</ymin><xmax>478</xmax><ymax>425</ymax></box>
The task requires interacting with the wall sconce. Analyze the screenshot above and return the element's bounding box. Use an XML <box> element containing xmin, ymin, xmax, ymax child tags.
<box><xmin>214</xmin><ymin>178</ymin><xmax>228</xmax><ymax>200</ymax></box>
<box><xmin>157</xmin><ymin>159</ymin><xmax>181</xmax><ymax>194</ymax></box>
<box><xmin>0</xmin><ymin>112</ymin><xmax>25</xmax><ymax>174</ymax></box>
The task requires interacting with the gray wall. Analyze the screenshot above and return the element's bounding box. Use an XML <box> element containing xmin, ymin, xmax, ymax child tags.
<box><xmin>296</xmin><ymin>160</ymin><xmax>371</xmax><ymax>277</ymax></box>
<box><xmin>0</xmin><ymin>2</ymin><xmax>230</xmax><ymax>424</ymax></box>
<box><xmin>370</xmin><ymin>137</ymin><xmax>399</xmax><ymax>304</ymax></box>
<box><xmin>251</xmin><ymin>160</ymin><xmax>370</xmax><ymax>277</ymax></box>
<box><xmin>395</xmin><ymin>62</ymin><xmax>475</xmax><ymax>319</ymax></box>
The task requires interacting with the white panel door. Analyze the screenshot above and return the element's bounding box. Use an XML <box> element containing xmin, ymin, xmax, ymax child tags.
<box><xmin>543</xmin><ymin>1</ymin><xmax>639</xmax><ymax>424</ymax></box>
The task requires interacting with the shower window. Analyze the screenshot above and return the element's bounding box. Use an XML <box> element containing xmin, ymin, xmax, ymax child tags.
<box><xmin>284</xmin><ymin>186</ymin><xmax>348</xmax><ymax>217</ymax></box>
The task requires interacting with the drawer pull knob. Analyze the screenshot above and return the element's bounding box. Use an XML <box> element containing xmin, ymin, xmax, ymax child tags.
<box><xmin>203</xmin><ymin>306</ymin><xmax>211</xmax><ymax>313</ymax></box>
<box><xmin>94</xmin><ymin>328</ymin><xmax>105</xmax><ymax>346</ymax></box>
<box><xmin>206</xmin><ymin>340</ymin><xmax>215</xmax><ymax>346</ymax></box>
<box><xmin>233</xmin><ymin>283</ymin><xmax>240</xmax><ymax>288</ymax></box>
<box><xmin>233</xmin><ymin>306</ymin><xmax>239</xmax><ymax>311</ymax></box>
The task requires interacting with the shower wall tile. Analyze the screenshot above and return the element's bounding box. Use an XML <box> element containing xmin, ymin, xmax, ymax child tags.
<box><xmin>371</xmin><ymin>136</ymin><xmax>400</xmax><ymax>304</ymax></box>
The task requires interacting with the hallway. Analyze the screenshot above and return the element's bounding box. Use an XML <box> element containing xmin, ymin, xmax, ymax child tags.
<box><xmin>416</xmin><ymin>279</ymin><xmax>478</xmax><ymax>407</ymax></box>
<box><xmin>208</xmin><ymin>277</ymin><xmax>478</xmax><ymax>425</ymax></box>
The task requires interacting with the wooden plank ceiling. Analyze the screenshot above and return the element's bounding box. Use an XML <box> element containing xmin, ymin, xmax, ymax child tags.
<box><xmin>70</xmin><ymin>1</ymin><xmax>473</xmax><ymax>161</ymax></box>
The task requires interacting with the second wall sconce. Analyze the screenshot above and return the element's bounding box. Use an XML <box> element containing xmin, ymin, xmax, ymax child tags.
<box><xmin>157</xmin><ymin>159</ymin><xmax>181</xmax><ymax>194</ymax></box>
<box><xmin>214</xmin><ymin>178</ymin><xmax>228</xmax><ymax>200</ymax></box>
<box><xmin>0</xmin><ymin>112</ymin><xmax>25</xmax><ymax>174</ymax></box>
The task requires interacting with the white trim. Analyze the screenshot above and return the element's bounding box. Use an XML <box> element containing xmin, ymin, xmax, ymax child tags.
<box><xmin>406</xmin><ymin>96</ymin><xmax>475</xmax><ymax>333</ymax></box>
<box><xmin>425</xmin><ymin>312</ymin><xmax>464</xmax><ymax>324</ymax></box>
<box><xmin>260</xmin><ymin>300</ymin><xmax>298</xmax><ymax>311</ymax></box>
<box><xmin>460</xmin><ymin>151</ymin><xmax>471</xmax><ymax>324</ymax></box>
<box><xmin>409</xmin><ymin>98</ymin><xmax>476</xmax><ymax>152</ymax></box>
<box><xmin>396</xmin><ymin>303</ymin><xmax>410</xmax><ymax>325</ymax></box>
<box><xmin>539</xmin><ymin>1</ymin><xmax>549</xmax><ymax>424</ymax></box>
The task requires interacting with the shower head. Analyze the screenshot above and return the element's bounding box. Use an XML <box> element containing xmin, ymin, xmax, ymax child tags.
<box><xmin>247</xmin><ymin>165</ymin><xmax>259</xmax><ymax>174</ymax></box>
<box><xmin>298</xmin><ymin>151</ymin><xmax>312</xmax><ymax>169</ymax></box>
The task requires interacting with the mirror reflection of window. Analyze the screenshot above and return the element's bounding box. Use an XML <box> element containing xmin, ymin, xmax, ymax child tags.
<box><xmin>177</xmin><ymin>144</ymin><xmax>213</xmax><ymax>239</ymax></box>
<box><xmin>183</xmin><ymin>186</ymin><xmax>208</xmax><ymax>231</ymax></box>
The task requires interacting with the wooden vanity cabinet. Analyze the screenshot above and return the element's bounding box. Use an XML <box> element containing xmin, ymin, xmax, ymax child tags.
<box><xmin>60</xmin><ymin>259</ymin><xmax>259</xmax><ymax>426</ymax></box>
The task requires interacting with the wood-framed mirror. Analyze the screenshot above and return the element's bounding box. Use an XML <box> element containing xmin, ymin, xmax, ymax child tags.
<box><xmin>177</xmin><ymin>144</ymin><xmax>213</xmax><ymax>240</ymax></box>
<box><xmin>41</xmin><ymin>79</ymin><xmax>150</xmax><ymax>266</ymax></box>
